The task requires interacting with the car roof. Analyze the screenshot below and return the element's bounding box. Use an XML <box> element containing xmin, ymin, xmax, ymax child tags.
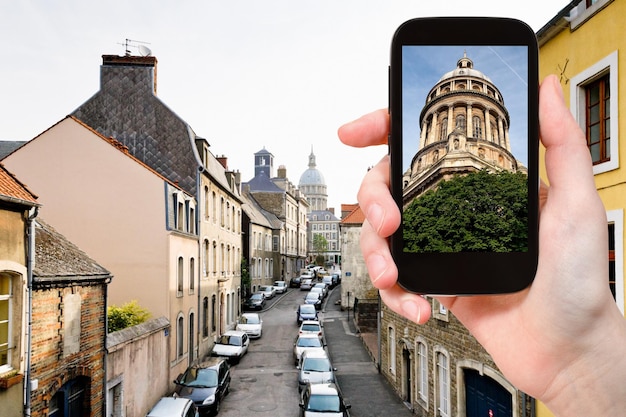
<box><xmin>241</xmin><ymin>312</ymin><xmax>260</xmax><ymax>318</ymax></box>
<box><xmin>297</xmin><ymin>333</ymin><xmax>322</xmax><ymax>339</ymax></box>
<box><xmin>301</xmin><ymin>320</ymin><xmax>320</xmax><ymax>325</ymax></box>
<box><xmin>308</xmin><ymin>383</ymin><xmax>340</xmax><ymax>396</ymax></box>
<box><xmin>302</xmin><ymin>349</ymin><xmax>329</xmax><ymax>359</ymax></box>
<box><xmin>147</xmin><ymin>397</ymin><xmax>193</xmax><ymax>416</ymax></box>
<box><xmin>194</xmin><ymin>356</ymin><xmax>228</xmax><ymax>369</ymax></box>
<box><xmin>223</xmin><ymin>329</ymin><xmax>246</xmax><ymax>336</ymax></box>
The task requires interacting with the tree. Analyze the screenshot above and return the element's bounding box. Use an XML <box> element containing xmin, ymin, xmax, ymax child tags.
<box><xmin>241</xmin><ymin>257</ymin><xmax>251</xmax><ymax>297</ymax></box>
<box><xmin>107</xmin><ymin>300</ymin><xmax>151</xmax><ymax>333</ymax></box>
<box><xmin>312</xmin><ymin>233</ymin><xmax>329</xmax><ymax>265</ymax></box>
<box><xmin>403</xmin><ymin>169</ymin><xmax>528</xmax><ymax>253</ymax></box>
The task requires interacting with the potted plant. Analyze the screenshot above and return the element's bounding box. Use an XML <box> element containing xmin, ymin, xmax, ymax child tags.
<box><xmin>0</xmin><ymin>370</ymin><xmax>23</xmax><ymax>389</ymax></box>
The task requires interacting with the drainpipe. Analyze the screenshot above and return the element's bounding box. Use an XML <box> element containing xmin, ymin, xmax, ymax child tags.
<box><xmin>196</xmin><ymin>166</ymin><xmax>204</xmax><ymax>361</ymax></box>
<box><xmin>377</xmin><ymin>292</ymin><xmax>382</xmax><ymax>373</ymax></box>
<box><xmin>24</xmin><ymin>206</ymin><xmax>39</xmax><ymax>417</ymax></box>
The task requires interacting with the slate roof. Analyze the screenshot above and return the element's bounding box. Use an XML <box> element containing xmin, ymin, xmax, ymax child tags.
<box><xmin>0</xmin><ymin>162</ymin><xmax>38</xmax><ymax>206</ymax></box>
<box><xmin>309</xmin><ymin>209</ymin><xmax>340</xmax><ymax>222</ymax></box>
<box><xmin>245</xmin><ymin>170</ymin><xmax>284</xmax><ymax>193</ymax></box>
<box><xmin>33</xmin><ymin>218</ymin><xmax>111</xmax><ymax>285</ymax></box>
<box><xmin>241</xmin><ymin>190</ymin><xmax>283</xmax><ymax>230</ymax></box>
<box><xmin>0</xmin><ymin>141</ymin><xmax>26</xmax><ymax>159</ymax></box>
<box><xmin>71</xmin><ymin>56</ymin><xmax>201</xmax><ymax>196</ymax></box>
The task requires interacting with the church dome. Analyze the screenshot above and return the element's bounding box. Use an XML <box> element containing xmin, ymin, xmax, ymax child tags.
<box><xmin>299</xmin><ymin>151</ymin><xmax>326</xmax><ymax>187</ymax></box>
<box><xmin>438</xmin><ymin>54</ymin><xmax>492</xmax><ymax>83</ymax></box>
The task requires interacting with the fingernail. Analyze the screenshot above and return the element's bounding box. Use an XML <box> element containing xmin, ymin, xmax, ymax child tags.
<box><xmin>367</xmin><ymin>203</ymin><xmax>385</xmax><ymax>234</ymax></box>
<box><xmin>402</xmin><ymin>298</ymin><xmax>421</xmax><ymax>323</ymax></box>
<box><xmin>366</xmin><ymin>253</ymin><xmax>388</xmax><ymax>285</ymax></box>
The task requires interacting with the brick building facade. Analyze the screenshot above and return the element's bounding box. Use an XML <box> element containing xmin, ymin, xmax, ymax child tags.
<box><xmin>30</xmin><ymin>219</ymin><xmax>111</xmax><ymax>417</ymax></box>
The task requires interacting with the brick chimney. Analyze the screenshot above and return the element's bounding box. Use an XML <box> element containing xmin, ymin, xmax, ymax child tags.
<box><xmin>277</xmin><ymin>165</ymin><xmax>287</xmax><ymax>179</ymax></box>
<box><xmin>217</xmin><ymin>155</ymin><xmax>228</xmax><ymax>170</ymax></box>
<box><xmin>101</xmin><ymin>55</ymin><xmax>158</xmax><ymax>94</ymax></box>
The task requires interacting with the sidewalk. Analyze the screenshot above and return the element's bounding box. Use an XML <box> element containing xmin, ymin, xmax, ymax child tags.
<box><xmin>322</xmin><ymin>286</ymin><xmax>414</xmax><ymax>417</ymax></box>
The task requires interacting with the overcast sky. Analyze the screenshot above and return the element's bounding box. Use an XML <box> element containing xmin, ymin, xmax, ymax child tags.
<box><xmin>0</xmin><ymin>0</ymin><xmax>570</xmax><ymax>213</ymax></box>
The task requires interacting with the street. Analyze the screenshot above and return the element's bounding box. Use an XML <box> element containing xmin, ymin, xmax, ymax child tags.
<box><xmin>218</xmin><ymin>287</ymin><xmax>308</xmax><ymax>416</ymax></box>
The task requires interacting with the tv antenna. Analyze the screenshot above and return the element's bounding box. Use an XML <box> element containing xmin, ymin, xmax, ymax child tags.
<box><xmin>118</xmin><ymin>38</ymin><xmax>152</xmax><ymax>57</ymax></box>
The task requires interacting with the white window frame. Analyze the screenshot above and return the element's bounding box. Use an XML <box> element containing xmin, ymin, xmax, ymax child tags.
<box><xmin>0</xmin><ymin>273</ymin><xmax>13</xmax><ymax>373</ymax></box>
<box><xmin>569</xmin><ymin>51</ymin><xmax>618</xmax><ymax>175</ymax></box>
<box><xmin>388</xmin><ymin>326</ymin><xmax>396</xmax><ymax>376</ymax></box>
<box><xmin>435</xmin><ymin>348</ymin><xmax>451</xmax><ymax>417</ymax></box>
<box><xmin>607</xmin><ymin>209</ymin><xmax>625</xmax><ymax>314</ymax></box>
<box><xmin>415</xmin><ymin>338</ymin><xmax>429</xmax><ymax>409</ymax></box>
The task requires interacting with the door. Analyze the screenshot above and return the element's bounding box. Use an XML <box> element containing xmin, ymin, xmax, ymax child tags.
<box><xmin>465</xmin><ymin>369</ymin><xmax>512</xmax><ymax>417</ymax></box>
<box><xmin>402</xmin><ymin>348</ymin><xmax>412</xmax><ymax>403</ymax></box>
<box><xmin>48</xmin><ymin>377</ymin><xmax>88</xmax><ymax>417</ymax></box>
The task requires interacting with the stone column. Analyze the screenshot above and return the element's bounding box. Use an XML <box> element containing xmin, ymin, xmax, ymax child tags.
<box><xmin>484</xmin><ymin>108</ymin><xmax>492</xmax><ymax>143</ymax></box>
<box><xmin>466</xmin><ymin>104</ymin><xmax>473</xmax><ymax>137</ymax></box>
<box><xmin>447</xmin><ymin>106</ymin><xmax>454</xmax><ymax>139</ymax></box>
<box><xmin>498</xmin><ymin>117</ymin><xmax>505</xmax><ymax>148</ymax></box>
<box><xmin>427</xmin><ymin>111</ymin><xmax>438</xmax><ymax>144</ymax></box>
<box><xmin>419</xmin><ymin>119</ymin><xmax>427</xmax><ymax>149</ymax></box>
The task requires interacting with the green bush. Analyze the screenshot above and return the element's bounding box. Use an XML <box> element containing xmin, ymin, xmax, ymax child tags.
<box><xmin>107</xmin><ymin>300</ymin><xmax>151</xmax><ymax>333</ymax></box>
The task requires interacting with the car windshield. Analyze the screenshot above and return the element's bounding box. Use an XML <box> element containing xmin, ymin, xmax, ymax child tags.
<box><xmin>218</xmin><ymin>335</ymin><xmax>242</xmax><ymax>346</ymax></box>
<box><xmin>250</xmin><ymin>294</ymin><xmax>263</xmax><ymax>300</ymax></box>
<box><xmin>300</xmin><ymin>305</ymin><xmax>316</xmax><ymax>314</ymax></box>
<box><xmin>239</xmin><ymin>315</ymin><xmax>260</xmax><ymax>324</ymax></box>
<box><xmin>301</xmin><ymin>323</ymin><xmax>320</xmax><ymax>332</ymax></box>
<box><xmin>260</xmin><ymin>286</ymin><xmax>271</xmax><ymax>291</ymax></box>
<box><xmin>297</xmin><ymin>337</ymin><xmax>322</xmax><ymax>348</ymax></box>
<box><xmin>307</xmin><ymin>394</ymin><xmax>341</xmax><ymax>412</ymax></box>
<box><xmin>303</xmin><ymin>358</ymin><xmax>332</xmax><ymax>372</ymax></box>
<box><xmin>180</xmin><ymin>368</ymin><xmax>218</xmax><ymax>388</ymax></box>
<box><xmin>305</xmin><ymin>293</ymin><xmax>320</xmax><ymax>300</ymax></box>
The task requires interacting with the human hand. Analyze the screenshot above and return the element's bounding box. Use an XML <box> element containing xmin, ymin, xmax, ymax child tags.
<box><xmin>338</xmin><ymin>74</ymin><xmax>626</xmax><ymax>415</ymax></box>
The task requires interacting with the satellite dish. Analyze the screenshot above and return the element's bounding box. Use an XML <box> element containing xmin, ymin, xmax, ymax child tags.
<box><xmin>138</xmin><ymin>45</ymin><xmax>152</xmax><ymax>57</ymax></box>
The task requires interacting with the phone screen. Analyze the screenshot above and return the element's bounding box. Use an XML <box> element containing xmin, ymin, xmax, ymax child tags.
<box><xmin>401</xmin><ymin>46</ymin><xmax>529</xmax><ymax>253</ymax></box>
<box><xmin>390</xmin><ymin>18</ymin><xmax>538</xmax><ymax>294</ymax></box>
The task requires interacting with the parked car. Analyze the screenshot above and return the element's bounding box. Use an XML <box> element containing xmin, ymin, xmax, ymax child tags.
<box><xmin>315</xmin><ymin>268</ymin><xmax>328</xmax><ymax>278</ymax></box>
<box><xmin>301</xmin><ymin>270</ymin><xmax>315</xmax><ymax>279</ymax></box>
<box><xmin>312</xmin><ymin>283</ymin><xmax>328</xmax><ymax>298</ymax></box>
<box><xmin>243</xmin><ymin>292</ymin><xmax>266</xmax><ymax>310</ymax></box>
<box><xmin>173</xmin><ymin>357</ymin><xmax>231</xmax><ymax>416</ymax></box>
<box><xmin>300</xmin><ymin>278</ymin><xmax>313</xmax><ymax>291</ymax></box>
<box><xmin>296</xmin><ymin>303</ymin><xmax>319</xmax><ymax>325</ymax></box>
<box><xmin>293</xmin><ymin>333</ymin><xmax>326</xmax><ymax>365</ymax></box>
<box><xmin>304</xmin><ymin>291</ymin><xmax>322</xmax><ymax>310</ymax></box>
<box><xmin>211</xmin><ymin>330</ymin><xmax>250</xmax><ymax>363</ymax></box>
<box><xmin>322</xmin><ymin>275</ymin><xmax>334</xmax><ymax>289</ymax></box>
<box><xmin>258</xmin><ymin>285</ymin><xmax>276</xmax><ymax>299</ymax></box>
<box><xmin>236</xmin><ymin>312</ymin><xmax>263</xmax><ymax>339</ymax></box>
<box><xmin>273</xmin><ymin>280</ymin><xmax>288</xmax><ymax>294</ymax></box>
<box><xmin>290</xmin><ymin>276</ymin><xmax>302</xmax><ymax>288</ymax></box>
<box><xmin>298</xmin><ymin>320</ymin><xmax>323</xmax><ymax>338</ymax></box>
<box><xmin>147</xmin><ymin>397</ymin><xmax>198</xmax><ymax>417</ymax></box>
<box><xmin>297</xmin><ymin>350</ymin><xmax>336</xmax><ymax>391</ymax></box>
<box><xmin>299</xmin><ymin>382</ymin><xmax>351</xmax><ymax>417</ymax></box>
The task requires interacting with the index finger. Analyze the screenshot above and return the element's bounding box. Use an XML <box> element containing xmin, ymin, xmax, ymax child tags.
<box><xmin>338</xmin><ymin>109</ymin><xmax>389</xmax><ymax>148</ymax></box>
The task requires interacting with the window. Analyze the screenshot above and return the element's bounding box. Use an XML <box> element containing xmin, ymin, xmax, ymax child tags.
<box><xmin>607</xmin><ymin>210</ymin><xmax>625</xmax><ymax>314</ymax></box>
<box><xmin>211</xmin><ymin>295</ymin><xmax>217</xmax><ymax>333</ymax></box>
<box><xmin>212</xmin><ymin>192</ymin><xmax>217</xmax><ymax>224</ymax></box>
<box><xmin>586</xmin><ymin>74</ymin><xmax>610</xmax><ymax>165</ymax></box>
<box><xmin>388</xmin><ymin>326</ymin><xmax>396</xmax><ymax>375</ymax></box>
<box><xmin>189</xmin><ymin>258</ymin><xmax>195</xmax><ymax>294</ymax></box>
<box><xmin>177</xmin><ymin>315</ymin><xmax>184</xmax><ymax>359</ymax></box>
<box><xmin>203</xmin><ymin>240</ymin><xmax>209</xmax><ymax>277</ymax></box>
<box><xmin>436</xmin><ymin>351</ymin><xmax>450</xmax><ymax>417</ymax></box>
<box><xmin>0</xmin><ymin>273</ymin><xmax>13</xmax><ymax>372</ymax></box>
<box><xmin>440</xmin><ymin>118</ymin><xmax>448</xmax><ymax>140</ymax></box>
<box><xmin>202</xmin><ymin>297</ymin><xmax>209</xmax><ymax>338</ymax></box>
<box><xmin>416</xmin><ymin>340</ymin><xmax>428</xmax><ymax>405</ymax></box>
<box><xmin>570</xmin><ymin>51</ymin><xmax>618</xmax><ymax>175</ymax></box>
<box><xmin>455</xmin><ymin>114</ymin><xmax>465</xmax><ymax>129</ymax></box>
<box><xmin>473</xmin><ymin>116</ymin><xmax>482</xmax><ymax>138</ymax></box>
<box><xmin>204</xmin><ymin>186</ymin><xmax>210</xmax><ymax>220</ymax></box>
<box><xmin>177</xmin><ymin>200</ymin><xmax>184</xmax><ymax>231</ymax></box>
<box><xmin>177</xmin><ymin>257</ymin><xmax>184</xmax><ymax>297</ymax></box>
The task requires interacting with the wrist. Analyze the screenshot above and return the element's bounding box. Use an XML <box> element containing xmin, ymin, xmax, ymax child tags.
<box><xmin>542</xmin><ymin>309</ymin><xmax>626</xmax><ymax>416</ymax></box>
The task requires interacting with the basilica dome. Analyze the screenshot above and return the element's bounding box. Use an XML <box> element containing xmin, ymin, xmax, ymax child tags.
<box><xmin>299</xmin><ymin>149</ymin><xmax>327</xmax><ymax>212</ymax></box>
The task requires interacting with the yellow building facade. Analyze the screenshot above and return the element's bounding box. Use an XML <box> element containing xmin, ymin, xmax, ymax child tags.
<box><xmin>537</xmin><ymin>0</ymin><xmax>625</xmax><ymax>415</ymax></box>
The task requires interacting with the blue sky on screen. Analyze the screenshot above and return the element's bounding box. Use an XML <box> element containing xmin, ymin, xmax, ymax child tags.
<box><xmin>402</xmin><ymin>45</ymin><xmax>529</xmax><ymax>173</ymax></box>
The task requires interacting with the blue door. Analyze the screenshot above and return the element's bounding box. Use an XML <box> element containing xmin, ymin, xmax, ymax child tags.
<box><xmin>465</xmin><ymin>369</ymin><xmax>512</xmax><ymax>417</ymax></box>
<box><xmin>48</xmin><ymin>377</ymin><xmax>88</xmax><ymax>417</ymax></box>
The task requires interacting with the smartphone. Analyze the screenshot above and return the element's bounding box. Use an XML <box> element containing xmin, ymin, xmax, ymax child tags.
<box><xmin>389</xmin><ymin>17</ymin><xmax>539</xmax><ymax>295</ymax></box>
